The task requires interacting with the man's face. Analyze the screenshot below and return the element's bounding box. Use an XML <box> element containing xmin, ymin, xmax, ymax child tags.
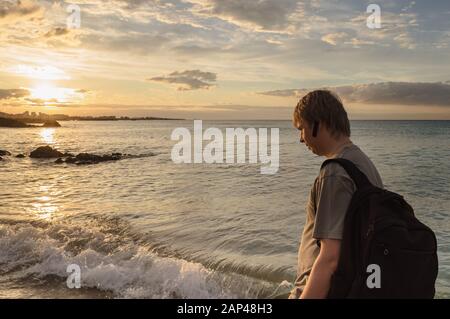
<box><xmin>297</xmin><ymin>118</ymin><xmax>320</xmax><ymax>155</ymax></box>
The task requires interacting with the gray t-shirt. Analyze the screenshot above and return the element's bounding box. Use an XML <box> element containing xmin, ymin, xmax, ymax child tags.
<box><xmin>289</xmin><ymin>143</ymin><xmax>383</xmax><ymax>298</ymax></box>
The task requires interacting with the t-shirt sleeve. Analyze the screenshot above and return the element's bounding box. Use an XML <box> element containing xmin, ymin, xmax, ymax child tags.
<box><xmin>312</xmin><ymin>174</ymin><xmax>355</xmax><ymax>240</ymax></box>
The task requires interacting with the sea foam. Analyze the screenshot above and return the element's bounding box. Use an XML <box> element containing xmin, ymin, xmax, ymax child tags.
<box><xmin>0</xmin><ymin>220</ymin><xmax>241</xmax><ymax>298</ymax></box>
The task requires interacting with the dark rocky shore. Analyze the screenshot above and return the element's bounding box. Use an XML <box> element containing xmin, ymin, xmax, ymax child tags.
<box><xmin>1</xmin><ymin>146</ymin><xmax>154</xmax><ymax>165</ymax></box>
<box><xmin>0</xmin><ymin>117</ymin><xmax>61</xmax><ymax>128</ymax></box>
<box><xmin>0</xmin><ymin>118</ymin><xmax>29</xmax><ymax>127</ymax></box>
<box><xmin>31</xmin><ymin>146</ymin><xmax>129</xmax><ymax>164</ymax></box>
<box><xmin>0</xmin><ymin>150</ymin><xmax>11</xmax><ymax>161</ymax></box>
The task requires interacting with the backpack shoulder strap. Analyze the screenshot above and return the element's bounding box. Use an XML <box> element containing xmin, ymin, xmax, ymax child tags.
<box><xmin>320</xmin><ymin>158</ymin><xmax>372</xmax><ymax>189</ymax></box>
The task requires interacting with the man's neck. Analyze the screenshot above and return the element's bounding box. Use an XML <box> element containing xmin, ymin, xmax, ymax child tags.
<box><xmin>324</xmin><ymin>137</ymin><xmax>353</xmax><ymax>159</ymax></box>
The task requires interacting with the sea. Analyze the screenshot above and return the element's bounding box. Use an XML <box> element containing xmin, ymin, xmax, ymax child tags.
<box><xmin>0</xmin><ymin>120</ymin><xmax>449</xmax><ymax>298</ymax></box>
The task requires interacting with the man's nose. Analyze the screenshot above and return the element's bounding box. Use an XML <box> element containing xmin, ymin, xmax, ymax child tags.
<box><xmin>299</xmin><ymin>132</ymin><xmax>305</xmax><ymax>143</ymax></box>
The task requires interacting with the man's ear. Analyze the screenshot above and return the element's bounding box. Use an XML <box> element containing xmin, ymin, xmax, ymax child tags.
<box><xmin>312</xmin><ymin>121</ymin><xmax>319</xmax><ymax>137</ymax></box>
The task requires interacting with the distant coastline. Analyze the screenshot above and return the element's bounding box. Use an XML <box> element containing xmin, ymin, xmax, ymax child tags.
<box><xmin>1</xmin><ymin>112</ymin><xmax>448</xmax><ymax>125</ymax></box>
<box><xmin>0</xmin><ymin>111</ymin><xmax>183</xmax><ymax>126</ymax></box>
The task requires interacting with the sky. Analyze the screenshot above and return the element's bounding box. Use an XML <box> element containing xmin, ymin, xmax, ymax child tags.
<box><xmin>0</xmin><ymin>0</ymin><xmax>449</xmax><ymax>119</ymax></box>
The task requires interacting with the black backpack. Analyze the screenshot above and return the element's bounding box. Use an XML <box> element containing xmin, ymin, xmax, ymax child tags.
<box><xmin>321</xmin><ymin>158</ymin><xmax>438</xmax><ymax>299</ymax></box>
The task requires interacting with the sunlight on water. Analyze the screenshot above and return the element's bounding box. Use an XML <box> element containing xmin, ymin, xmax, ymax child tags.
<box><xmin>32</xmin><ymin>202</ymin><xmax>58</xmax><ymax>220</ymax></box>
<box><xmin>30</xmin><ymin>185</ymin><xmax>59</xmax><ymax>220</ymax></box>
<box><xmin>40</xmin><ymin>128</ymin><xmax>55</xmax><ymax>144</ymax></box>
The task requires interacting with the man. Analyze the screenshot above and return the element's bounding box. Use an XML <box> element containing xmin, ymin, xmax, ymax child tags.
<box><xmin>289</xmin><ymin>90</ymin><xmax>383</xmax><ymax>299</ymax></box>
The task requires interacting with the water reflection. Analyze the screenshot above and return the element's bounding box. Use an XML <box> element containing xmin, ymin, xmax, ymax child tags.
<box><xmin>40</xmin><ymin>128</ymin><xmax>55</xmax><ymax>144</ymax></box>
<box><xmin>31</xmin><ymin>185</ymin><xmax>59</xmax><ymax>220</ymax></box>
<box><xmin>32</xmin><ymin>202</ymin><xmax>58</xmax><ymax>220</ymax></box>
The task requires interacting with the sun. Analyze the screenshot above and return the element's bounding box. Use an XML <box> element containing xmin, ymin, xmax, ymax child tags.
<box><xmin>30</xmin><ymin>84</ymin><xmax>63</xmax><ymax>101</ymax></box>
<box><xmin>29</xmin><ymin>84</ymin><xmax>82</xmax><ymax>104</ymax></box>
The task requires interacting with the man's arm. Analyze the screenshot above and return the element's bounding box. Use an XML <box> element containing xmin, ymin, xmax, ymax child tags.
<box><xmin>300</xmin><ymin>238</ymin><xmax>341</xmax><ymax>299</ymax></box>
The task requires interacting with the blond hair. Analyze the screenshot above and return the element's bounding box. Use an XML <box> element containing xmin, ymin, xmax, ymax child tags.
<box><xmin>293</xmin><ymin>90</ymin><xmax>351</xmax><ymax>137</ymax></box>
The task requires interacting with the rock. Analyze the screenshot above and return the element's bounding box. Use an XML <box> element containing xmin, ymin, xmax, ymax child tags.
<box><xmin>0</xmin><ymin>150</ymin><xmax>11</xmax><ymax>156</ymax></box>
<box><xmin>42</xmin><ymin>120</ymin><xmax>61</xmax><ymax>127</ymax></box>
<box><xmin>30</xmin><ymin>146</ymin><xmax>64</xmax><ymax>158</ymax></box>
<box><xmin>61</xmin><ymin>152</ymin><xmax>124</xmax><ymax>165</ymax></box>
<box><xmin>76</xmin><ymin>160</ymin><xmax>98</xmax><ymax>165</ymax></box>
<box><xmin>65</xmin><ymin>156</ymin><xmax>77</xmax><ymax>164</ymax></box>
<box><xmin>101</xmin><ymin>154</ymin><xmax>121</xmax><ymax>161</ymax></box>
<box><xmin>0</xmin><ymin>117</ymin><xmax>28</xmax><ymax>128</ymax></box>
<box><xmin>0</xmin><ymin>157</ymin><xmax>3</xmax><ymax>161</ymax></box>
<box><xmin>15</xmin><ymin>154</ymin><xmax>25</xmax><ymax>158</ymax></box>
<box><xmin>76</xmin><ymin>153</ymin><xmax>103</xmax><ymax>162</ymax></box>
<box><xmin>25</xmin><ymin>149</ymin><xmax>128</xmax><ymax>165</ymax></box>
<box><xmin>0</xmin><ymin>117</ymin><xmax>61</xmax><ymax>128</ymax></box>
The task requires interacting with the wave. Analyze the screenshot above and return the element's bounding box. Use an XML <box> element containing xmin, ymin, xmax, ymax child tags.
<box><xmin>0</xmin><ymin>217</ymin><xmax>293</xmax><ymax>299</ymax></box>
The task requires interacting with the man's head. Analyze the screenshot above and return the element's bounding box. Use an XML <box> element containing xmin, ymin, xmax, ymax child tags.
<box><xmin>293</xmin><ymin>90</ymin><xmax>351</xmax><ymax>156</ymax></box>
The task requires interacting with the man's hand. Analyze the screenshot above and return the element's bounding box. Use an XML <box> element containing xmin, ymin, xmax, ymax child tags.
<box><xmin>300</xmin><ymin>238</ymin><xmax>341</xmax><ymax>299</ymax></box>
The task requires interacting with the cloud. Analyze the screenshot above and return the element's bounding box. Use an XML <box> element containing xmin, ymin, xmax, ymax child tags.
<box><xmin>81</xmin><ymin>32</ymin><xmax>169</xmax><ymax>55</ymax></box>
<box><xmin>0</xmin><ymin>0</ymin><xmax>41</xmax><ymax>19</ymax></box>
<box><xmin>0</xmin><ymin>88</ymin><xmax>30</xmax><ymax>100</ymax></box>
<box><xmin>258</xmin><ymin>82</ymin><xmax>450</xmax><ymax>106</ymax></box>
<box><xmin>172</xmin><ymin>44</ymin><xmax>224</xmax><ymax>56</ymax></box>
<box><xmin>44</xmin><ymin>27</ymin><xmax>70</xmax><ymax>38</ymax></box>
<box><xmin>321</xmin><ymin>32</ymin><xmax>348</xmax><ymax>46</ymax></box>
<box><xmin>258</xmin><ymin>89</ymin><xmax>305</xmax><ymax>98</ymax></box>
<box><xmin>191</xmin><ymin>0</ymin><xmax>301</xmax><ymax>32</ymax></box>
<box><xmin>402</xmin><ymin>1</ymin><xmax>416</xmax><ymax>12</ymax></box>
<box><xmin>348</xmin><ymin>11</ymin><xmax>420</xmax><ymax>49</ymax></box>
<box><xmin>148</xmin><ymin>69</ymin><xmax>217</xmax><ymax>90</ymax></box>
<box><xmin>8</xmin><ymin>64</ymin><xmax>70</xmax><ymax>80</ymax></box>
<box><xmin>25</xmin><ymin>97</ymin><xmax>58</xmax><ymax>105</ymax></box>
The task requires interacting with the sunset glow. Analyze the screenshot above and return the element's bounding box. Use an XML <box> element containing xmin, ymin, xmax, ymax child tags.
<box><xmin>11</xmin><ymin>64</ymin><xmax>70</xmax><ymax>80</ymax></box>
<box><xmin>29</xmin><ymin>84</ymin><xmax>83</xmax><ymax>104</ymax></box>
<box><xmin>0</xmin><ymin>0</ymin><xmax>449</xmax><ymax>119</ymax></box>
